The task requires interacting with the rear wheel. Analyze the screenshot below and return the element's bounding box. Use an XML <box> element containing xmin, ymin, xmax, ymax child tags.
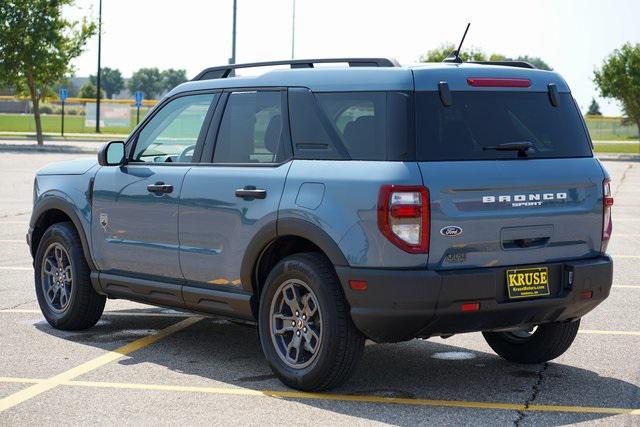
<box><xmin>482</xmin><ymin>320</ymin><xmax>580</xmax><ymax>364</ymax></box>
<box><xmin>258</xmin><ymin>253</ymin><xmax>364</xmax><ymax>391</ymax></box>
<box><xmin>34</xmin><ymin>222</ymin><xmax>105</xmax><ymax>330</ymax></box>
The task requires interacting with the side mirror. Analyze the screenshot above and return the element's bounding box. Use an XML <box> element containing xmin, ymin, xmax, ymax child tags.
<box><xmin>98</xmin><ymin>141</ymin><xmax>125</xmax><ymax>166</ymax></box>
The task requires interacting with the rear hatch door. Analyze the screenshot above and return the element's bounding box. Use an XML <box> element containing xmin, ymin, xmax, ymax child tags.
<box><xmin>415</xmin><ymin>87</ymin><xmax>606</xmax><ymax>270</ymax></box>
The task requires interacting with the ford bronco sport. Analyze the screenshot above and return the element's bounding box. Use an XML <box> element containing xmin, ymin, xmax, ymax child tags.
<box><xmin>29</xmin><ymin>57</ymin><xmax>613</xmax><ymax>391</ymax></box>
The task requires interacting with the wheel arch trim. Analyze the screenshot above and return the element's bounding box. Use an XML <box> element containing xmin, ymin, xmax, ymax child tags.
<box><xmin>31</xmin><ymin>196</ymin><xmax>98</xmax><ymax>274</ymax></box>
<box><xmin>240</xmin><ymin>217</ymin><xmax>349</xmax><ymax>295</ymax></box>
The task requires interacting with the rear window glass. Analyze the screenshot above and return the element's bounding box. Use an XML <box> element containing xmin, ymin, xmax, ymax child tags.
<box><xmin>416</xmin><ymin>92</ymin><xmax>592</xmax><ymax>161</ymax></box>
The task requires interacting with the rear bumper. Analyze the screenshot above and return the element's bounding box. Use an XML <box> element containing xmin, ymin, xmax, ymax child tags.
<box><xmin>335</xmin><ymin>256</ymin><xmax>613</xmax><ymax>343</ymax></box>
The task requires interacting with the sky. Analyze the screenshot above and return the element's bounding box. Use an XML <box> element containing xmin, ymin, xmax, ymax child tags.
<box><xmin>67</xmin><ymin>0</ymin><xmax>640</xmax><ymax>116</ymax></box>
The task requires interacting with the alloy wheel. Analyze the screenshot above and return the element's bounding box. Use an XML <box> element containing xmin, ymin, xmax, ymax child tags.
<box><xmin>269</xmin><ymin>279</ymin><xmax>322</xmax><ymax>369</ymax></box>
<box><xmin>41</xmin><ymin>242</ymin><xmax>73</xmax><ymax>313</ymax></box>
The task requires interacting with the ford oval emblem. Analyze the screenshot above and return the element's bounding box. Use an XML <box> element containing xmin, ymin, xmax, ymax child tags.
<box><xmin>440</xmin><ymin>226</ymin><xmax>463</xmax><ymax>237</ymax></box>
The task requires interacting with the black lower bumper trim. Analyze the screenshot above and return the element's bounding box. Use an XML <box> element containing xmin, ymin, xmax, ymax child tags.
<box><xmin>335</xmin><ymin>256</ymin><xmax>613</xmax><ymax>343</ymax></box>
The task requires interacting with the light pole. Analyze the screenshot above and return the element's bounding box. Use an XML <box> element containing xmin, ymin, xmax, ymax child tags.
<box><xmin>291</xmin><ymin>0</ymin><xmax>296</xmax><ymax>59</ymax></box>
<box><xmin>229</xmin><ymin>0</ymin><xmax>237</xmax><ymax>64</ymax></box>
<box><xmin>95</xmin><ymin>0</ymin><xmax>102</xmax><ymax>133</ymax></box>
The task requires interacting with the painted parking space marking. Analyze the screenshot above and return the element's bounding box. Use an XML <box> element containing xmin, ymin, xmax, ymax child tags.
<box><xmin>0</xmin><ymin>316</ymin><xmax>201</xmax><ymax>413</ymax></box>
<box><xmin>1</xmin><ymin>308</ymin><xmax>638</xmax><ymax>336</ymax></box>
<box><xmin>612</xmin><ymin>285</ymin><xmax>640</xmax><ymax>289</ymax></box>
<box><xmin>0</xmin><ymin>376</ymin><xmax>637</xmax><ymax>415</ymax></box>
<box><xmin>0</xmin><ymin>309</ymin><xmax>192</xmax><ymax>317</ymax></box>
<box><xmin>0</xmin><ymin>266</ymin><xmax>32</xmax><ymax>271</ymax></box>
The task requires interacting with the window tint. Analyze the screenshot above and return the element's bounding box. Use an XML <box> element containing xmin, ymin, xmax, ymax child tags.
<box><xmin>416</xmin><ymin>92</ymin><xmax>592</xmax><ymax>161</ymax></box>
<box><xmin>213</xmin><ymin>91</ymin><xmax>288</xmax><ymax>164</ymax></box>
<box><xmin>288</xmin><ymin>90</ymin><xmax>412</xmax><ymax>161</ymax></box>
<box><xmin>288</xmin><ymin>88</ymin><xmax>345</xmax><ymax>160</ymax></box>
<box><xmin>316</xmin><ymin>92</ymin><xmax>387</xmax><ymax>160</ymax></box>
<box><xmin>133</xmin><ymin>93</ymin><xmax>215</xmax><ymax>163</ymax></box>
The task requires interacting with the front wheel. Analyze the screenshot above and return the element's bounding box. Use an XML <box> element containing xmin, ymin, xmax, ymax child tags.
<box><xmin>482</xmin><ymin>320</ymin><xmax>580</xmax><ymax>364</ymax></box>
<box><xmin>258</xmin><ymin>253</ymin><xmax>364</xmax><ymax>391</ymax></box>
<box><xmin>34</xmin><ymin>222</ymin><xmax>106</xmax><ymax>330</ymax></box>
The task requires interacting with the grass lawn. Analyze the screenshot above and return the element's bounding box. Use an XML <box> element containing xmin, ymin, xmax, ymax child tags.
<box><xmin>0</xmin><ymin>111</ymin><xmax>149</xmax><ymax>134</ymax></box>
<box><xmin>593</xmin><ymin>143</ymin><xmax>640</xmax><ymax>154</ymax></box>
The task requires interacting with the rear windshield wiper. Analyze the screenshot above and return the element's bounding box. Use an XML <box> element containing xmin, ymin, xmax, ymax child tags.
<box><xmin>483</xmin><ymin>141</ymin><xmax>534</xmax><ymax>158</ymax></box>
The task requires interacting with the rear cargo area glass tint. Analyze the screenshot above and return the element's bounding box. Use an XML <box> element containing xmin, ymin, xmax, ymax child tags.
<box><xmin>416</xmin><ymin>92</ymin><xmax>592</xmax><ymax>161</ymax></box>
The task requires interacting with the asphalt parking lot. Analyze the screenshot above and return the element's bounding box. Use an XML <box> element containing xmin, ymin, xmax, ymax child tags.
<box><xmin>0</xmin><ymin>149</ymin><xmax>638</xmax><ymax>425</ymax></box>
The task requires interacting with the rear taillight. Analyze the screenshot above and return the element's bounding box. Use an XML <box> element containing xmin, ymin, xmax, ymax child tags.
<box><xmin>601</xmin><ymin>178</ymin><xmax>613</xmax><ymax>253</ymax></box>
<box><xmin>378</xmin><ymin>185</ymin><xmax>429</xmax><ymax>253</ymax></box>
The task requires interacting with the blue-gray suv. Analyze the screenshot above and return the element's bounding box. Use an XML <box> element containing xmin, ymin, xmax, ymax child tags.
<box><xmin>28</xmin><ymin>58</ymin><xmax>614</xmax><ymax>391</ymax></box>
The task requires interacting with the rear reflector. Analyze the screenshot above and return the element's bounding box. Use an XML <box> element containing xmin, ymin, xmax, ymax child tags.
<box><xmin>467</xmin><ymin>78</ymin><xmax>531</xmax><ymax>88</ymax></box>
<box><xmin>349</xmin><ymin>280</ymin><xmax>368</xmax><ymax>291</ymax></box>
<box><xmin>579</xmin><ymin>291</ymin><xmax>593</xmax><ymax>299</ymax></box>
<box><xmin>461</xmin><ymin>302</ymin><xmax>480</xmax><ymax>312</ymax></box>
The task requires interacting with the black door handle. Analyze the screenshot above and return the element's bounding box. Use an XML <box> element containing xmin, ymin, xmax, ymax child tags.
<box><xmin>235</xmin><ymin>185</ymin><xmax>267</xmax><ymax>200</ymax></box>
<box><xmin>147</xmin><ymin>182</ymin><xmax>173</xmax><ymax>194</ymax></box>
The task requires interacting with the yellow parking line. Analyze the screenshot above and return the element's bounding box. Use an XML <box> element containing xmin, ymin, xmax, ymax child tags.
<box><xmin>0</xmin><ymin>376</ymin><xmax>636</xmax><ymax>415</ymax></box>
<box><xmin>0</xmin><ymin>308</ymin><xmax>191</xmax><ymax>317</ymax></box>
<box><xmin>0</xmin><ymin>316</ymin><xmax>201</xmax><ymax>413</ymax></box>
<box><xmin>0</xmin><ymin>266</ymin><xmax>32</xmax><ymax>271</ymax></box>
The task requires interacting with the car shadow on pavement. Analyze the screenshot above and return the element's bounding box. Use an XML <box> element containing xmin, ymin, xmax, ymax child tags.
<box><xmin>34</xmin><ymin>312</ymin><xmax>639</xmax><ymax>424</ymax></box>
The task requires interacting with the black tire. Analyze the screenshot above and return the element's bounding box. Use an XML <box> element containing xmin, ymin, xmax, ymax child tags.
<box><xmin>258</xmin><ymin>252</ymin><xmax>364</xmax><ymax>391</ymax></box>
<box><xmin>482</xmin><ymin>320</ymin><xmax>580</xmax><ymax>364</ymax></box>
<box><xmin>34</xmin><ymin>222</ymin><xmax>105</xmax><ymax>330</ymax></box>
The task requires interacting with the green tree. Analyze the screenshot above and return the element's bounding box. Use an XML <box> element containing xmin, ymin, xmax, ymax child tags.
<box><xmin>161</xmin><ymin>69</ymin><xmax>188</xmax><ymax>92</ymax></box>
<box><xmin>514</xmin><ymin>55</ymin><xmax>552</xmax><ymax>71</ymax></box>
<box><xmin>0</xmin><ymin>0</ymin><xmax>95</xmax><ymax>144</ymax></box>
<box><xmin>128</xmin><ymin>67</ymin><xmax>163</xmax><ymax>99</ymax></box>
<box><xmin>79</xmin><ymin>81</ymin><xmax>105</xmax><ymax>99</ymax></box>
<box><xmin>419</xmin><ymin>44</ymin><xmax>487</xmax><ymax>62</ymax></box>
<box><xmin>594</xmin><ymin>43</ymin><xmax>640</xmax><ymax>135</ymax></box>
<box><xmin>420</xmin><ymin>47</ymin><xmax>552</xmax><ymax>71</ymax></box>
<box><xmin>587</xmin><ymin>98</ymin><xmax>602</xmax><ymax>116</ymax></box>
<box><xmin>89</xmin><ymin>67</ymin><xmax>124</xmax><ymax>99</ymax></box>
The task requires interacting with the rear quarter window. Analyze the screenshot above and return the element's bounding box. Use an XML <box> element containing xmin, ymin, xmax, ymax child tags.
<box><xmin>416</xmin><ymin>91</ymin><xmax>592</xmax><ymax>161</ymax></box>
<box><xmin>288</xmin><ymin>89</ymin><xmax>412</xmax><ymax>161</ymax></box>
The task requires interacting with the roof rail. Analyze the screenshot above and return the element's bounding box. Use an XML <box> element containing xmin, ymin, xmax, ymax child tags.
<box><xmin>192</xmin><ymin>58</ymin><xmax>400</xmax><ymax>81</ymax></box>
<box><xmin>468</xmin><ymin>61</ymin><xmax>536</xmax><ymax>70</ymax></box>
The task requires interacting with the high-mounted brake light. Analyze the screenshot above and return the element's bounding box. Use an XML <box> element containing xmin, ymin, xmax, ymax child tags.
<box><xmin>601</xmin><ymin>178</ymin><xmax>613</xmax><ymax>253</ymax></box>
<box><xmin>467</xmin><ymin>78</ymin><xmax>531</xmax><ymax>88</ymax></box>
<box><xmin>378</xmin><ymin>185</ymin><xmax>429</xmax><ymax>253</ymax></box>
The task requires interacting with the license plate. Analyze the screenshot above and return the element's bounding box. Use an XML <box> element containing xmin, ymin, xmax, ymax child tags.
<box><xmin>506</xmin><ymin>267</ymin><xmax>550</xmax><ymax>299</ymax></box>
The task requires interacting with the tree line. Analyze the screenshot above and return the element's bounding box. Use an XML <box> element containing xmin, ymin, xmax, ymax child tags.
<box><xmin>79</xmin><ymin>67</ymin><xmax>188</xmax><ymax>100</ymax></box>
<box><xmin>1</xmin><ymin>0</ymin><xmax>638</xmax><ymax>145</ymax></box>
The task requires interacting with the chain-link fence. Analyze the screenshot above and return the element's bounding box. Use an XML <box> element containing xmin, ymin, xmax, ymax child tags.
<box><xmin>0</xmin><ymin>97</ymin><xmax>638</xmax><ymax>141</ymax></box>
<box><xmin>584</xmin><ymin>115</ymin><xmax>639</xmax><ymax>141</ymax></box>
<box><xmin>0</xmin><ymin>97</ymin><xmax>157</xmax><ymax>135</ymax></box>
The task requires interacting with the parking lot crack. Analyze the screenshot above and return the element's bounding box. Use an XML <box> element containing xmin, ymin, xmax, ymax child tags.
<box><xmin>0</xmin><ymin>298</ymin><xmax>36</xmax><ymax>311</ymax></box>
<box><xmin>513</xmin><ymin>362</ymin><xmax>548</xmax><ymax>426</ymax></box>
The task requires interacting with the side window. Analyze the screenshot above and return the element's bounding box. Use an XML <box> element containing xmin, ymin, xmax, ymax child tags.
<box><xmin>315</xmin><ymin>92</ymin><xmax>387</xmax><ymax>160</ymax></box>
<box><xmin>213</xmin><ymin>91</ymin><xmax>288</xmax><ymax>164</ymax></box>
<box><xmin>288</xmin><ymin>88</ymin><xmax>346</xmax><ymax>160</ymax></box>
<box><xmin>132</xmin><ymin>93</ymin><xmax>216</xmax><ymax>163</ymax></box>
